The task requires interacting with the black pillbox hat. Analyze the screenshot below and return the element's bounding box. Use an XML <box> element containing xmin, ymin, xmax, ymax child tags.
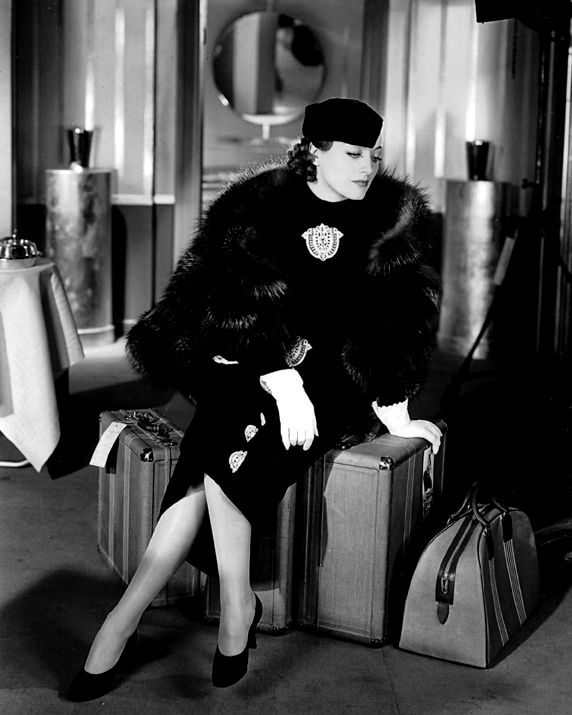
<box><xmin>302</xmin><ymin>98</ymin><xmax>383</xmax><ymax>148</ymax></box>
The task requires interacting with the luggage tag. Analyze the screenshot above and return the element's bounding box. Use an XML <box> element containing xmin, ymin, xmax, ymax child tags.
<box><xmin>90</xmin><ymin>421</ymin><xmax>129</xmax><ymax>468</ymax></box>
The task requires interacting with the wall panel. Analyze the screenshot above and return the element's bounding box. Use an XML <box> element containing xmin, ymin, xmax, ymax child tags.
<box><xmin>381</xmin><ymin>0</ymin><xmax>539</xmax><ymax>212</ymax></box>
<box><xmin>0</xmin><ymin>0</ymin><xmax>12</xmax><ymax>234</ymax></box>
<box><xmin>440</xmin><ymin>3</ymin><xmax>476</xmax><ymax>189</ymax></box>
<box><xmin>14</xmin><ymin>0</ymin><xmax>184</xmax><ymax>329</ymax></box>
<box><xmin>62</xmin><ymin>0</ymin><xmax>88</xmax><ymax>131</ymax></box>
<box><xmin>91</xmin><ymin>0</ymin><xmax>118</xmax><ymax>179</ymax></box>
<box><xmin>408</xmin><ymin>1</ymin><xmax>443</xmax><ymax>194</ymax></box>
<box><xmin>155</xmin><ymin>0</ymin><xmax>177</xmax><ymax>198</ymax></box>
<box><xmin>120</xmin><ymin>0</ymin><xmax>155</xmax><ymax>197</ymax></box>
<box><xmin>15</xmin><ymin>0</ymin><xmax>63</xmax><ymax>205</ymax></box>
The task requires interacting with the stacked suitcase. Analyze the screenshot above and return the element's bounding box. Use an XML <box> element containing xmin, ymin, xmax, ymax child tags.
<box><xmin>97</xmin><ymin>408</ymin><xmax>201</xmax><ymax>608</ymax></box>
<box><xmin>96</xmin><ymin>406</ymin><xmax>446</xmax><ymax>642</ymax></box>
<box><xmin>297</xmin><ymin>422</ymin><xmax>446</xmax><ymax>645</ymax></box>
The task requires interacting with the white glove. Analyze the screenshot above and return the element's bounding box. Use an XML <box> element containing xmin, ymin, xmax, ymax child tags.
<box><xmin>372</xmin><ymin>399</ymin><xmax>442</xmax><ymax>454</ymax></box>
<box><xmin>260</xmin><ymin>369</ymin><xmax>318</xmax><ymax>451</ymax></box>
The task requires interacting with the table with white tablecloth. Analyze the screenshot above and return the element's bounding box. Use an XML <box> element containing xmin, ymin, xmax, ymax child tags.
<box><xmin>0</xmin><ymin>258</ymin><xmax>84</xmax><ymax>471</ymax></box>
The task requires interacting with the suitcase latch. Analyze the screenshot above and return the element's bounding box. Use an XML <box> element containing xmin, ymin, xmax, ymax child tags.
<box><xmin>140</xmin><ymin>447</ymin><xmax>154</xmax><ymax>462</ymax></box>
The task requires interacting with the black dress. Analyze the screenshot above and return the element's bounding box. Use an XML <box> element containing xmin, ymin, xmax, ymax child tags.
<box><xmin>159</xmin><ymin>183</ymin><xmax>377</xmax><ymax>574</ymax></box>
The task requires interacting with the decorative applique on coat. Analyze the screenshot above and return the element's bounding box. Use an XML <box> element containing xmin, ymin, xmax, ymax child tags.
<box><xmin>126</xmin><ymin>162</ymin><xmax>441</xmax><ymax>407</ymax></box>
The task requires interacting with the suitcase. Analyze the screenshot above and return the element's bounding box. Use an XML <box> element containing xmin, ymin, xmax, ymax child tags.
<box><xmin>97</xmin><ymin>408</ymin><xmax>201</xmax><ymax>608</ymax></box>
<box><xmin>297</xmin><ymin>421</ymin><xmax>447</xmax><ymax>646</ymax></box>
<box><xmin>205</xmin><ymin>483</ymin><xmax>297</xmax><ymax>633</ymax></box>
<box><xmin>399</xmin><ymin>482</ymin><xmax>540</xmax><ymax>667</ymax></box>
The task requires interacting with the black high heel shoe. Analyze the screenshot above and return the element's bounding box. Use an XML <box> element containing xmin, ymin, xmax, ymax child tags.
<box><xmin>212</xmin><ymin>594</ymin><xmax>263</xmax><ymax>688</ymax></box>
<box><xmin>65</xmin><ymin>630</ymin><xmax>138</xmax><ymax>702</ymax></box>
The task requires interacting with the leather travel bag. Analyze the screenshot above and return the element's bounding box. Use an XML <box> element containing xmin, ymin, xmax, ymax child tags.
<box><xmin>399</xmin><ymin>483</ymin><xmax>540</xmax><ymax>667</ymax></box>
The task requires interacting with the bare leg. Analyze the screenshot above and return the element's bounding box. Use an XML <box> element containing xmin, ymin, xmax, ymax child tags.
<box><xmin>84</xmin><ymin>482</ymin><xmax>207</xmax><ymax>674</ymax></box>
<box><xmin>204</xmin><ymin>475</ymin><xmax>255</xmax><ymax>656</ymax></box>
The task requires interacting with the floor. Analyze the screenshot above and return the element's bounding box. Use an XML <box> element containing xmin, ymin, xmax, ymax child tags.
<box><xmin>1</xmin><ymin>339</ymin><xmax>572</xmax><ymax>714</ymax></box>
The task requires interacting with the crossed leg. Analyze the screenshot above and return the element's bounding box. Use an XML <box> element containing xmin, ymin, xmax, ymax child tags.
<box><xmin>82</xmin><ymin>472</ymin><xmax>255</xmax><ymax>675</ymax></box>
<box><xmin>84</xmin><ymin>482</ymin><xmax>207</xmax><ymax>674</ymax></box>
<box><xmin>204</xmin><ymin>475</ymin><xmax>255</xmax><ymax>656</ymax></box>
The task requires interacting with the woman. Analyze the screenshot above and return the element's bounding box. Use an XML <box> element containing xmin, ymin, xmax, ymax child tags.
<box><xmin>67</xmin><ymin>97</ymin><xmax>442</xmax><ymax>701</ymax></box>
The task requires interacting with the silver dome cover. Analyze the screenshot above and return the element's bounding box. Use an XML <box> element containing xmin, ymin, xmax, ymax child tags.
<box><xmin>0</xmin><ymin>231</ymin><xmax>39</xmax><ymax>267</ymax></box>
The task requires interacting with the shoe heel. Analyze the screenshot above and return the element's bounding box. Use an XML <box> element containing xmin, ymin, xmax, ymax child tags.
<box><xmin>211</xmin><ymin>594</ymin><xmax>263</xmax><ymax>687</ymax></box>
<box><xmin>247</xmin><ymin>594</ymin><xmax>263</xmax><ymax>650</ymax></box>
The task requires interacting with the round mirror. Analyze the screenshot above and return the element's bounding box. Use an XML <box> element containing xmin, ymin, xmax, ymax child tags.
<box><xmin>212</xmin><ymin>12</ymin><xmax>325</xmax><ymax>126</ymax></box>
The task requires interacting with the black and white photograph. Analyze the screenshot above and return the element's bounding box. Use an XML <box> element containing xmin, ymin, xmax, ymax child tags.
<box><xmin>1</xmin><ymin>1</ymin><xmax>571</xmax><ymax>712</ymax></box>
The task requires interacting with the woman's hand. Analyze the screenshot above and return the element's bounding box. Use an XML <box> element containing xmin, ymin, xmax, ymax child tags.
<box><xmin>372</xmin><ymin>399</ymin><xmax>442</xmax><ymax>454</ymax></box>
<box><xmin>260</xmin><ymin>369</ymin><xmax>318</xmax><ymax>451</ymax></box>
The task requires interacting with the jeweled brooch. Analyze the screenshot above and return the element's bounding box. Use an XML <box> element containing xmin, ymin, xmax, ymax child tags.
<box><xmin>302</xmin><ymin>223</ymin><xmax>343</xmax><ymax>261</ymax></box>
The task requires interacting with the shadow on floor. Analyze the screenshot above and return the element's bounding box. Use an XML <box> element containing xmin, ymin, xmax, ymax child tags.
<box><xmin>0</xmin><ymin>568</ymin><xmax>197</xmax><ymax>695</ymax></box>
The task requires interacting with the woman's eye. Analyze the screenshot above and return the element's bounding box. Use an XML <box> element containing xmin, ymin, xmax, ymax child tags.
<box><xmin>372</xmin><ymin>155</ymin><xmax>383</xmax><ymax>163</ymax></box>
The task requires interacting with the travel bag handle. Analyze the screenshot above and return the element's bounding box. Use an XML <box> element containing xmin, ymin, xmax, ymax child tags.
<box><xmin>448</xmin><ymin>481</ymin><xmax>509</xmax><ymax>524</ymax></box>
<box><xmin>447</xmin><ymin>481</ymin><xmax>480</xmax><ymax>523</ymax></box>
<box><xmin>469</xmin><ymin>483</ymin><xmax>513</xmax><ymax>550</ymax></box>
<box><xmin>435</xmin><ymin>483</ymin><xmax>513</xmax><ymax>623</ymax></box>
<box><xmin>469</xmin><ymin>484</ymin><xmax>509</xmax><ymax>524</ymax></box>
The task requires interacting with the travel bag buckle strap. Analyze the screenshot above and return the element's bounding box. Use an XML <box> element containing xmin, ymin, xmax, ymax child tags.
<box><xmin>435</xmin><ymin>513</ymin><xmax>476</xmax><ymax>610</ymax></box>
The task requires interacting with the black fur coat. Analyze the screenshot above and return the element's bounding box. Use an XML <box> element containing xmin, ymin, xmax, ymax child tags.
<box><xmin>126</xmin><ymin>162</ymin><xmax>441</xmax><ymax>406</ymax></box>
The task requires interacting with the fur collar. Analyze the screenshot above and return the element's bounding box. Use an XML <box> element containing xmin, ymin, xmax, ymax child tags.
<box><xmin>203</xmin><ymin>162</ymin><xmax>435</xmax><ymax>278</ymax></box>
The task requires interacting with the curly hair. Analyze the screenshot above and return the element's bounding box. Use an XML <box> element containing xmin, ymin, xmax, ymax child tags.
<box><xmin>286</xmin><ymin>138</ymin><xmax>333</xmax><ymax>182</ymax></box>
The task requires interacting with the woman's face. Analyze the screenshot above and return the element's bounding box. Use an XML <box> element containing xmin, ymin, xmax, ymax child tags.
<box><xmin>311</xmin><ymin>135</ymin><xmax>383</xmax><ymax>202</ymax></box>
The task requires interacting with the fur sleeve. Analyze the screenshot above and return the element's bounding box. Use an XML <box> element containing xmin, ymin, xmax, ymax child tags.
<box><xmin>341</xmin><ymin>178</ymin><xmax>441</xmax><ymax>404</ymax></box>
<box><xmin>126</xmin><ymin>169</ymin><xmax>298</xmax><ymax>393</ymax></box>
<box><xmin>195</xmin><ymin>224</ymin><xmax>297</xmax><ymax>373</ymax></box>
<box><xmin>341</xmin><ymin>263</ymin><xmax>441</xmax><ymax>405</ymax></box>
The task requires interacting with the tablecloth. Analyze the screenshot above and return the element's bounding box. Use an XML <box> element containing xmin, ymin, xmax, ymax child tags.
<box><xmin>0</xmin><ymin>258</ymin><xmax>84</xmax><ymax>471</ymax></box>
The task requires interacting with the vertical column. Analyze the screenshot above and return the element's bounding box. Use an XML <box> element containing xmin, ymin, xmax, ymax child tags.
<box><xmin>438</xmin><ymin>180</ymin><xmax>512</xmax><ymax>358</ymax></box>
